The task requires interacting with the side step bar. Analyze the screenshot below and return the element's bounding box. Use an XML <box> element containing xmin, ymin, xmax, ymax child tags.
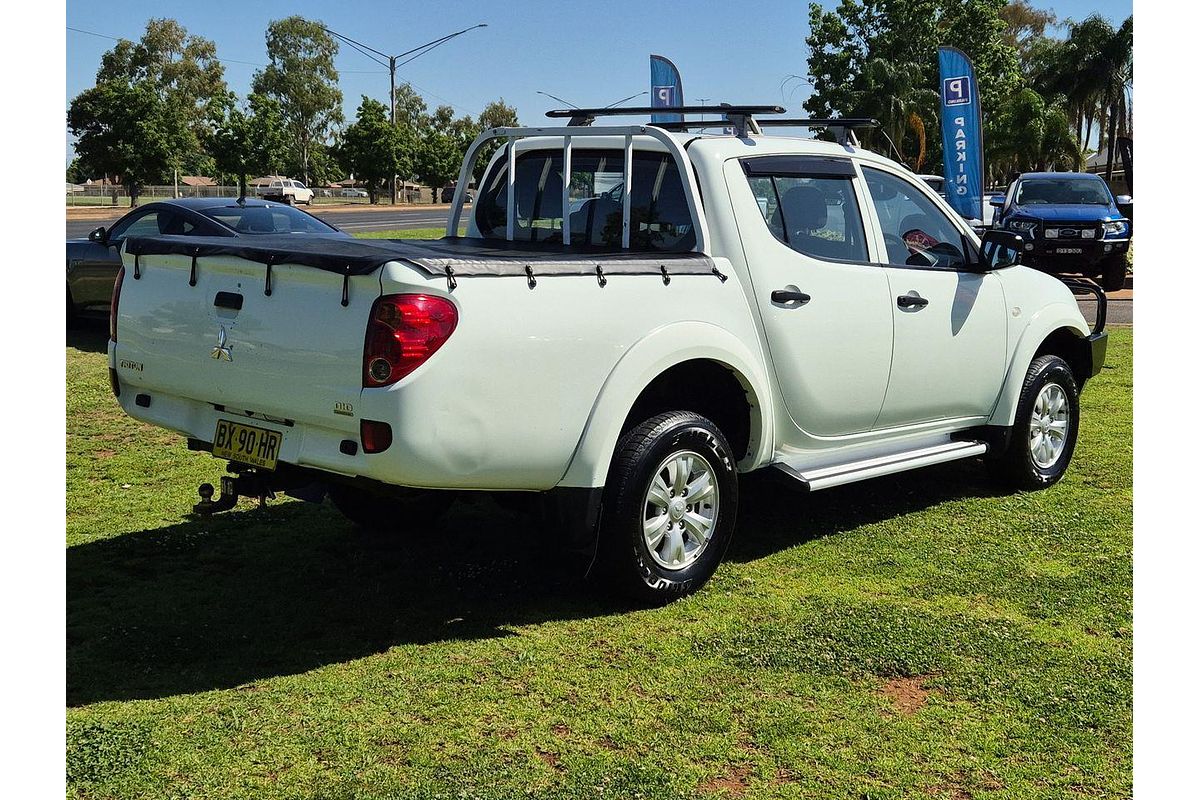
<box><xmin>774</xmin><ymin>440</ymin><xmax>988</xmax><ymax>492</ymax></box>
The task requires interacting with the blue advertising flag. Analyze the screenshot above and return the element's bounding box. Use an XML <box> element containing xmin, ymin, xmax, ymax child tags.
<box><xmin>938</xmin><ymin>46</ymin><xmax>984</xmax><ymax>221</ymax></box>
<box><xmin>650</xmin><ymin>54</ymin><xmax>684</xmax><ymax>123</ymax></box>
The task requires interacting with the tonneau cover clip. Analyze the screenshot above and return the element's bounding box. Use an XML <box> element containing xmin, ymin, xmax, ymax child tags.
<box><xmin>264</xmin><ymin>255</ymin><xmax>274</xmax><ymax>296</ymax></box>
<box><xmin>341</xmin><ymin>265</ymin><xmax>351</xmax><ymax>307</ymax></box>
<box><xmin>189</xmin><ymin>249</ymin><xmax>199</xmax><ymax>287</ymax></box>
<box><xmin>445</xmin><ymin>265</ymin><xmax>457</xmax><ymax>292</ymax></box>
<box><xmin>525</xmin><ymin>264</ymin><xmax>537</xmax><ymax>289</ymax></box>
<box><xmin>595</xmin><ymin>264</ymin><xmax>607</xmax><ymax>287</ymax></box>
<box><xmin>660</xmin><ymin>264</ymin><xmax>671</xmax><ymax>285</ymax></box>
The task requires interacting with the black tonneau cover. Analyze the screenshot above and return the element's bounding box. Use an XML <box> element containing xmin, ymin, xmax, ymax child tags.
<box><xmin>125</xmin><ymin>234</ymin><xmax>717</xmax><ymax>279</ymax></box>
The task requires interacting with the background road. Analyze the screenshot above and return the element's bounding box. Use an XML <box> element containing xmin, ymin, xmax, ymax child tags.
<box><xmin>65</xmin><ymin>204</ymin><xmax>457</xmax><ymax>239</ymax></box>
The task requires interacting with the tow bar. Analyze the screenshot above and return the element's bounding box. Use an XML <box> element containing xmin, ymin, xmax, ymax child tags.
<box><xmin>193</xmin><ymin>469</ymin><xmax>278</xmax><ymax>515</ymax></box>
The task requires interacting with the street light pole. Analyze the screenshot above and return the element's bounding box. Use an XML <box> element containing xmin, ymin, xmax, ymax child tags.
<box><xmin>325</xmin><ymin>23</ymin><xmax>488</xmax><ymax>204</ymax></box>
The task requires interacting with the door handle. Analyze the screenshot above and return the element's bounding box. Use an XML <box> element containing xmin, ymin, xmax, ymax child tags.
<box><xmin>771</xmin><ymin>289</ymin><xmax>811</xmax><ymax>306</ymax></box>
<box><xmin>896</xmin><ymin>293</ymin><xmax>929</xmax><ymax>309</ymax></box>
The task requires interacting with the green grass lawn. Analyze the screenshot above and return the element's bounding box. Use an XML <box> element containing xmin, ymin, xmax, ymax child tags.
<box><xmin>351</xmin><ymin>227</ymin><xmax>462</xmax><ymax>239</ymax></box>
<box><xmin>66</xmin><ymin>320</ymin><xmax>1132</xmax><ymax>799</ymax></box>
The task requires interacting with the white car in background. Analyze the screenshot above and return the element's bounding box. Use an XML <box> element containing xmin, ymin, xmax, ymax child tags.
<box><xmin>256</xmin><ymin>178</ymin><xmax>314</xmax><ymax>206</ymax></box>
<box><xmin>340</xmin><ymin>188</ymin><xmax>369</xmax><ymax>198</ymax></box>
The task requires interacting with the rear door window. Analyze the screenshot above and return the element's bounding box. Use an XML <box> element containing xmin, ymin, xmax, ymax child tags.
<box><xmin>743</xmin><ymin>159</ymin><xmax>869</xmax><ymax>263</ymax></box>
<box><xmin>474</xmin><ymin>148</ymin><xmax>696</xmax><ymax>251</ymax></box>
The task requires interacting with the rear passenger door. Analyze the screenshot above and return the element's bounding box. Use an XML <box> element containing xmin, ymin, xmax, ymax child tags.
<box><xmin>731</xmin><ymin>156</ymin><xmax>894</xmax><ymax>437</ymax></box>
<box><xmin>859</xmin><ymin>165</ymin><xmax>1008</xmax><ymax>428</ymax></box>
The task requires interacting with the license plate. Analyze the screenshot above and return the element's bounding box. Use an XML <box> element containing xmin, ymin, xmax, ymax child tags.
<box><xmin>1055</xmin><ymin>247</ymin><xmax>1084</xmax><ymax>254</ymax></box>
<box><xmin>212</xmin><ymin>419</ymin><xmax>282</xmax><ymax>470</ymax></box>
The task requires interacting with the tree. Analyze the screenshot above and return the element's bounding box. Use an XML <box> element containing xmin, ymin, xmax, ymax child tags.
<box><xmin>415</xmin><ymin>105</ymin><xmax>478</xmax><ymax>192</ymax></box>
<box><xmin>472</xmin><ymin>100</ymin><xmax>520</xmax><ymax>182</ymax></box>
<box><xmin>392</xmin><ymin>82</ymin><xmax>428</xmax><ymax>130</ymax></box>
<box><xmin>208</xmin><ymin>93</ymin><xmax>288</xmax><ymax>198</ymax></box>
<box><xmin>67</xmin><ymin>18</ymin><xmax>228</xmax><ymax>203</ymax></box>
<box><xmin>999</xmin><ymin>0</ymin><xmax>1058</xmax><ymax>73</ymax></box>
<box><xmin>67</xmin><ymin>81</ymin><xmax>178</xmax><ymax>205</ymax></box>
<box><xmin>989</xmin><ymin>88</ymin><xmax>1082</xmax><ymax>176</ymax></box>
<box><xmin>93</xmin><ymin>18</ymin><xmax>228</xmax><ymax>182</ymax></box>
<box><xmin>337</xmin><ymin>96</ymin><xmax>411</xmax><ymax>204</ymax></box>
<box><xmin>803</xmin><ymin>0</ymin><xmax>1024</xmax><ymax>170</ymax></box>
<box><xmin>251</xmin><ymin>16</ymin><xmax>343</xmax><ymax>184</ymax></box>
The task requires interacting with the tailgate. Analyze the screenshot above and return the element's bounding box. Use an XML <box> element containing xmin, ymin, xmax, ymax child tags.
<box><xmin>113</xmin><ymin>251</ymin><xmax>380</xmax><ymax>427</ymax></box>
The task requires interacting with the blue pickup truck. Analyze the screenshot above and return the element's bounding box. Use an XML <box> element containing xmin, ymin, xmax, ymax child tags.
<box><xmin>991</xmin><ymin>172</ymin><xmax>1131</xmax><ymax>291</ymax></box>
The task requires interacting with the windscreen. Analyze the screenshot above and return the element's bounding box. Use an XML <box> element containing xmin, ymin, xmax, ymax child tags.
<box><xmin>1015</xmin><ymin>178</ymin><xmax>1113</xmax><ymax>206</ymax></box>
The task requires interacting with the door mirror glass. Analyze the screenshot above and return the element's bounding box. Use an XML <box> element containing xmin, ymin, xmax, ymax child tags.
<box><xmin>1115</xmin><ymin>194</ymin><xmax>1132</xmax><ymax>206</ymax></box>
<box><xmin>979</xmin><ymin>230</ymin><xmax>1023</xmax><ymax>271</ymax></box>
<box><xmin>88</xmin><ymin>226</ymin><xmax>107</xmax><ymax>243</ymax></box>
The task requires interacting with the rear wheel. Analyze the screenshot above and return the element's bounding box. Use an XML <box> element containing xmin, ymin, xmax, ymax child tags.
<box><xmin>991</xmin><ymin>355</ymin><xmax>1080</xmax><ymax>490</ymax></box>
<box><xmin>1100</xmin><ymin>254</ymin><xmax>1127</xmax><ymax>292</ymax></box>
<box><xmin>596</xmin><ymin>412</ymin><xmax>738</xmax><ymax>604</ymax></box>
<box><xmin>328</xmin><ymin>483</ymin><xmax>455</xmax><ymax>533</ymax></box>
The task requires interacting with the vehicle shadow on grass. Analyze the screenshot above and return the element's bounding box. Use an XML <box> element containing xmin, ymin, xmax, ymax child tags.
<box><xmin>67</xmin><ymin>462</ymin><xmax>1004</xmax><ymax>707</ymax></box>
<box><xmin>66</xmin><ymin>317</ymin><xmax>110</xmax><ymax>354</ymax></box>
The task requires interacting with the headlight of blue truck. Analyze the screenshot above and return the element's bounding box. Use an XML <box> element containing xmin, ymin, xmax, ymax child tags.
<box><xmin>1007</xmin><ymin>219</ymin><xmax>1037</xmax><ymax>235</ymax></box>
<box><xmin>1103</xmin><ymin>220</ymin><xmax>1129</xmax><ymax>237</ymax></box>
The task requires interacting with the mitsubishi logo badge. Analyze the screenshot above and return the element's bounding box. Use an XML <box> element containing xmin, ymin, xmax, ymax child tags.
<box><xmin>211</xmin><ymin>325</ymin><xmax>233</xmax><ymax>361</ymax></box>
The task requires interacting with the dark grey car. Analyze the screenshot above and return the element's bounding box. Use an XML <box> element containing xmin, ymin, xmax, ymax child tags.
<box><xmin>66</xmin><ymin>198</ymin><xmax>349</xmax><ymax>319</ymax></box>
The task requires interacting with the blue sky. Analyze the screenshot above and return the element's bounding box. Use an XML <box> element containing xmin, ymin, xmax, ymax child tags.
<box><xmin>65</xmin><ymin>0</ymin><xmax>1132</xmax><ymax>163</ymax></box>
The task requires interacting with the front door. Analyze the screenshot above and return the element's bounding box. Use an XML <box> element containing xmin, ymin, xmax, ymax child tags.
<box><xmin>860</xmin><ymin>166</ymin><xmax>1008</xmax><ymax>428</ymax></box>
<box><xmin>729</xmin><ymin>156</ymin><xmax>893</xmax><ymax>438</ymax></box>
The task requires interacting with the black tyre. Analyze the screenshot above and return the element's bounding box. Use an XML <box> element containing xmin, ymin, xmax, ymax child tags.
<box><xmin>328</xmin><ymin>483</ymin><xmax>455</xmax><ymax>533</ymax></box>
<box><xmin>992</xmin><ymin>355</ymin><xmax>1080</xmax><ymax>490</ymax></box>
<box><xmin>1100</xmin><ymin>254</ymin><xmax>1127</xmax><ymax>292</ymax></box>
<box><xmin>596</xmin><ymin>411</ymin><xmax>739</xmax><ymax>604</ymax></box>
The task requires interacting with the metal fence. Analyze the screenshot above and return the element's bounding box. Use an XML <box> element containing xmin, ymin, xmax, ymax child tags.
<box><xmin>67</xmin><ymin>183</ymin><xmax>441</xmax><ymax>207</ymax></box>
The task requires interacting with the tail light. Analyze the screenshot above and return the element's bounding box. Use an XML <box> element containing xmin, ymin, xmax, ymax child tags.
<box><xmin>363</xmin><ymin>294</ymin><xmax>458</xmax><ymax>387</ymax></box>
<box><xmin>109</xmin><ymin>265</ymin><xmax>125</xmax><ymax>342</ymax></box>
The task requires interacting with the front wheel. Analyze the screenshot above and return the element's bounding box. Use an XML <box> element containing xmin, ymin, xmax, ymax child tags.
<box><xmin>596</xmin><ymin>412</ymin><xmax>739</xmax><ymax>604</ymax></box>
<box><xmin>1100</xmin><ymin>254</ymin><xmax>1127</xmax><ymax>292</ymax></box>
<box><xmin>991</xmin><ymin>355</ymin><xmax>1080</xmax><ymax>490</ymax></box>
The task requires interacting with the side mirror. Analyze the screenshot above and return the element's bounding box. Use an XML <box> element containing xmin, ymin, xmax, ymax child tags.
<box><xmin>88</xmin><ymin>226</ymin><xmax>108</xmax><ymax>244</ymax></box>
<box><xmin>989</xmin><ymin>195</ymin><xmax>1005</xmax><ymax>208</ymax></box>
<box><xmin>1115</xmin><ymin>195</ymin><xmax>1132</xmax><ymax>205</ymax></box>
<box><xmin>979</xmin><ymin>229</ymin><xmax>1023</xmax><ymax>271</ymax></box>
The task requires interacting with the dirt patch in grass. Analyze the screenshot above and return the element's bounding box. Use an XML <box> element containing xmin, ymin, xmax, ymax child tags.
<box><xmin>881</xmin><ymin>674</ymin><xmax>934</xmax><ymax>715</ymax></box>
<box><xmin>698</xmin><ymin>764</ymin><xmax>752</xmax><ymax>797</ymax></box>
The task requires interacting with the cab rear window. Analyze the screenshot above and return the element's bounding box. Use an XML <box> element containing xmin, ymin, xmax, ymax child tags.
<box><xmin>474</xmin><ymin>148</ymin><xmax>696</xmax><ymax>251</ymax></box>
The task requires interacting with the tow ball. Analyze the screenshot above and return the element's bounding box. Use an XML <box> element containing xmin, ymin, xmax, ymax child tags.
<box><xmin>192</xmin><ymin>471</ymin><xmax>277</xmax><ymax>516</ymax></box>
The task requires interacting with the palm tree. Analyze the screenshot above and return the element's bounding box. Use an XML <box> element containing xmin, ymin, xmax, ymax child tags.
<box><xmin>851</xmin><ymin>58</ymin><xmax>939</xmax><ymax>170</ymax></box>
<box><xmin>1032</xmin><ymin>15</ymin><xmax>1132</xmax><ymax>175</ymax></box>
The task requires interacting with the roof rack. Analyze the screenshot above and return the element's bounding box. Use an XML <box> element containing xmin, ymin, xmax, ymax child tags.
<box><xmin>755</xmin><ymin>118</ymin><xmax>880</xmax><ymax>147</ymax></box>
<box><xmin>546</xmin><ymin>104</ymin><xmax>786</xmax><ymax>137</ymax></box>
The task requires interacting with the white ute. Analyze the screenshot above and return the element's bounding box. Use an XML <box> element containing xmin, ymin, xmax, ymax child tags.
<box><xmin>108</xmin><ymin>105</ymin><xmax>1108</xmax><ymax>603</ymax></box>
